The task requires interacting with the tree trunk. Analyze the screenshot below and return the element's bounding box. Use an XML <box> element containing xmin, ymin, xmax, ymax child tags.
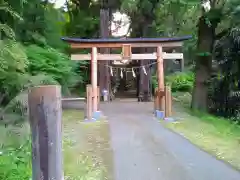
<box><xmin>139</xmin><ymin>47</ymin><xmax>152</xmax><ymax>101</ymax></box>
<box><xmin>191</xmin><ymin>16</ymin><xmax>216</xmax><ymax>111</ymax></box>
<box><xmin>138</xmin><ymin>23</ymin><xmax>153</xmax><ymax>102</ymax></box>
<box><xmin>99</xmin><ymin>8</ymin><xmax>111</xmax><ymax>96</ymax></box>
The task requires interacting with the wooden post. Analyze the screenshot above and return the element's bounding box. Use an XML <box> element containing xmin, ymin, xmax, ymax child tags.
<box><xmin>165</xmin><ymin>85</ymin><xmax>172</xmax><ymax>117</ymax></box>
<box><xmin>91</xmin><ymin>47</ymin><xmax>98</xmax><ymax>112</ymax></box>
<box><xmin>122</xmin><ymin>44</ymin><xmax>132</xmax><ymax>60</ymax></box>
<box><xmin>157</xmin><ymin>46</ymin><xmax>165</xmax><ymax>111</ymax></box>
<box><xmin>28</xmin><ymin>85</ymin><xmax>63</xmax><ymax>180</ymax></box>
<box><xmin>180</xmin><ymin>59</ymin><xmax>184</xmax><ymax>72</ymax></box>
<box><xmin>154</xmin><ymin>88</ymin><xmax>159</xmax><ymax>111</ymax></box>
<box><xmin>86</xmin><ymin>84</ymin><xmax>93</xmax><ymax>120</ymax></box>
<box><xmin>97</xmin><ymin>86</ymin><xmax>100</xmax><ymax>110</ymax></box>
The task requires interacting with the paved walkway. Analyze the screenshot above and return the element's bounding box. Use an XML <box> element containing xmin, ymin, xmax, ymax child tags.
<box><xmin>101</xmin><ymin>100</ymin><xmax>240</xmax><ymax>180</ymax></box>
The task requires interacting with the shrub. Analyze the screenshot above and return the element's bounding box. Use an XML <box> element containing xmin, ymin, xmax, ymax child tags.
<box><xmin>165</xmin><ymin>71</ymin><xmax>194</xmax><ymax>92</ymax></box>
<box><xmin>25</xmin><ymin>45</ymin><xmax>80</xmax><ymax>92</ymax></box>
<box><xmin>208</xmin><ymin>28</ymin><xmax>240</xmax><ymax>122</ymax></box>
<box><xmin>208</xmin><ymin>76</ymin><xmax>240</xmax><ymax>123</ymax></box>
<box><xmin>0</xmin><ymin>40</ymin><xmax>29</xmax><ymax>103</ymax></box>
<box><xmin>0</xmin><ymin>126</ymin><xmax>31</xmax><ymax>180</ymax></box>
<box><xmin>0</xmin><ymin>142</ymin><xmax>31</xmax><ymax>180</ymax></box>
<box><xmin>152</xmin><ymin>71</ymin><xmax>194</xmax><ymax>92</ymax></box>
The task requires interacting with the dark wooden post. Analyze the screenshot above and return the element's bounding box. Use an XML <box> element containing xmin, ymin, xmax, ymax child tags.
<box><xmin>28</xmin><ymin>85</ymin><xmax>63</xmax><ymax>180</ymax></box>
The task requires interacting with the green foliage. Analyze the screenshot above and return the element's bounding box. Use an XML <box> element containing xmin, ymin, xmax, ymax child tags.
<box><xmin>209</xmin><ymin>28</ymin><xmax>240</xmax><ymax>122</ymax></box>
<box><xmin>0</xmin><ymin>140</ymin><xmax>31</xmax><ymax>180</ymax></box>
<box><xmin>0</xmin><ymin>41</ymin><xmax>68</xmax><ymax>125</ymax></box>
<box><xmin>0</xmin><ymin>123</ymin><xmax>31</xmax><ymax>180</ymax></box>
<box><xmin>152</xmin><ymin>74</ymin><xmax>158</xmax><ymax>89</ymax></box>
<box><xmin>0</xmin><ymin>0</ymin><xmax>88</xmax><ymax>123</ymax></box>
<box><xmin>0</xmin><ymin>39</ymin><xmax>76</xmax><ymax>103</ymax></box>
<box><xmin>154</xmin><ymin>0</ymin><xmax>199</xmax><ymax>63</ymax></box>
<box><xmin>16</xmin><ymin>0</ymin><xmax>46</xmax><ymax>45</ymax></box>
<box><xmin>0</xmin><ymin>1</ymin><xmax>91</xmax><ymax>179</ymax></box>
<box><xmin>65</xmin><ymin>5</ymin><xmax>99</xmax><ymax>38</ymax></box>
<box><xmin>25</xmin><ymin>45</ymin><xmax>80</xmax><ymax>92</ymax></box>
<box><xmin>0</xmin><ymin>41</ymin><xmax>81</xmax><ymax>124</ymax></box>
<box><xmin>0</xmin><ymin>0</ymin><xmax>24</xmax><ymax>39</ymax></box>
<box><xmin>0</xmin><ymin>40</ymin><xmax>28</xmax><ymax>101</ymax></box>
<box><xmin>44</xmin><ymin>4</ymin><xmax>67</xmax><ymax>50</ymax></box>
<box><xmin>166</xmin><ymin>71</ymin><xmax>194</xmax><ymax>92</ymax></box>
<box><xmin>152</xmin><ymin>71</ymin><xmax>194</xmax><ymax>92</ymax></box>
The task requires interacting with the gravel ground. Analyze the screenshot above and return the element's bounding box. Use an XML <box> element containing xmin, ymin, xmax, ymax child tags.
<box><xmin>100</xmin><ymin>100</ymin><xmax>240</xmax><ymax>180</ymax></box>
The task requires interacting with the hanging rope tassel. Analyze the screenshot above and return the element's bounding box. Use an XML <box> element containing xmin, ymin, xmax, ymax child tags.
<box><xmin>142</xmin><ymin>66</ymin><xmax>147</xmax><ymax>75</ymax></box>
<box><xmin>110</xmin><ymin>66</ymin><xmax>113</xmax><ymax>76</ymax></box>
<box><xmin>132</xmin><ymin>68</ymin><xmax>136</xmax><ymax>78</ymax></box>
<box><xmin>120</xmin><ymin>68</ymin><xmax>123</xmax><ymax>78</ymax></box>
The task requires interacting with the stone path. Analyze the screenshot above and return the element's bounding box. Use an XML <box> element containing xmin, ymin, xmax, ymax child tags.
<box><xmin>101</xmin><ymin>100</ymin><xmax>240</xmax><ymax>180</ymax></box>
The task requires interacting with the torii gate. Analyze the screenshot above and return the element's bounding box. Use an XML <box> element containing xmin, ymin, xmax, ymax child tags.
<box><xmin>62</xmin><ymin>36</ymin><xmax>191</xmax><ymax>120</ymax></box>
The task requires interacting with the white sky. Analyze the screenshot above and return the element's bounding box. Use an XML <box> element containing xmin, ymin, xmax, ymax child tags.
<box><xmin>53</xmin><ymin>0</ymin><xmax>65</xmax><ymax>8</ymax></box>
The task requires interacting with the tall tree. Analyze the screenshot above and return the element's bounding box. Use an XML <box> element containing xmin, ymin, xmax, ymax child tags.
<box><xmin>99</xmin><ymin>0</ymin><xmax>111</xmax><ymax>95</ymax></box>
<box><xmin>191</xmin><ymin>0</ymin><xmax>240</xmax><ymax>111</ymax></box>
<box><xmin>121</xmin><ymin>0</ymin><xmax>161</xmax><ymax>101</ymax></box>
<box><xmin>16</xmin><ymin>0</ymin><xmax>47</xmax><ymax>45</ymax></box>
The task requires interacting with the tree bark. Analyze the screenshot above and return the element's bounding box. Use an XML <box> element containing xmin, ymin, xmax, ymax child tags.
<box><xmin>138</xmin><ymin>22</ymin><xmax>153</xmax><ymax>102</ymax></box>
<box><xmin>191</xmin><ymin>16</ymin><xmax>216</xmax><ymax>111</ymax></box>
<box><xmin>99</xmin><ymin>8</ymin><xmax>111</xmax><ymax>96</ymax></box>
<box><xmin>139</xmin><ymin>47</ymin><xmax>152</xmax><ymax>101</ymax></box>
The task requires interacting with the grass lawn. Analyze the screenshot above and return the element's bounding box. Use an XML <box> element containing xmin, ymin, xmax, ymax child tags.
<box><xmin>0</xmin><ymin>110</ymin><xmax>113</xmax><ymax>180</ymax></box>
<box><xmin>163</xmin><ymin>92</ymin><xmax>240</xmax><ymax>170</ymax></box>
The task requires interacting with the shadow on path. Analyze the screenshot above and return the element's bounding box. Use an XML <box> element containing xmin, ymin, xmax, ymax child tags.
<box><xmin>101</xmin><ymin>101</ymin><xmax>240</xmax><ymax>180</ymax></box>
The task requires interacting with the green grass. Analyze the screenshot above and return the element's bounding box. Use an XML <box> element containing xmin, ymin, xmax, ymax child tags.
<box><xmin>0</xmin><ymin>123</ymin><xmax>32</xmax><ymax>180</ymax></box>
<box><xmin>0</xmin><ymin>110</ymin><xmax>113</xmax><ymax>180</ymax></box>
<box><xmin>163</xmin><ymin>92</ymin><xmax>240</xmax><ymax>170</ymax></box>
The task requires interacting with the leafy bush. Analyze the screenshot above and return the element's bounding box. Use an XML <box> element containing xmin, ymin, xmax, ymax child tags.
<box><xmin>0</xmin><ymin>40</ymin><xmax>30</xmax><ymax>103</ymax></box>
<box><xmin>0</xmin><ymin>141</ymin><xmax>31</xmax><ymax>180</ymax></box>
<box><xmin>0</xmin><ymin>124</ymin><xmax>31</xmax><ymax>180</ymax></box>
<box><xmin>208</xmin><ymin>28</ymin><xmax>240</xmax><ymax>122</ymax></box>
<box><xmin>0</xmin><ymin>40</ymin><xmax>83</xmax><ymax>125</ymax></box>
<box><xmin>165</xmin><ymin>71</ymin><xmax>194</xmax><ymax>92</ymax></box>
<box><xmin>25</xmin><ymin>45</ymin><xmax>80</xmax><ymax>92</ymax></box>
<box><xmin>152</xmin><ymin>71</ymin><xmax>194</xmax><ymax>92</ymax></box>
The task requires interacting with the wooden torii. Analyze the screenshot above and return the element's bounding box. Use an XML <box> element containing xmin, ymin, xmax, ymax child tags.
<box><xmin>62</xmin><ymin>36</ymin><xmax>191</xmax><ymax>119</ymax></box>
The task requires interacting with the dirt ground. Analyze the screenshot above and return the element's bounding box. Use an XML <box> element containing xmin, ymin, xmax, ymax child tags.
<box><xmin>62</xmin><ymin>110</ymin><xmax>113</xmax><ymax>180</ymax></box>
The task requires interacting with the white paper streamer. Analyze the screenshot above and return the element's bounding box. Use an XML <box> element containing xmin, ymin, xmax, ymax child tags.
<box><xmin>110</xmin><ymin>66</ymin><xmax>113</xmax><ymax>76</ymax></box>
<box><xmin>120</xmin><ymin>68</ymin><xmax>123</xmax><ymax>78</ymax></box>
<box><xmin>142</xmin><ymin>66</ymin><xmax>147</xmax><ymax>75</ymax></box>
<box><xmin>132</xmin><ymin>68</ymin><xmax>136</xmax><ymax>78</ymax></box>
